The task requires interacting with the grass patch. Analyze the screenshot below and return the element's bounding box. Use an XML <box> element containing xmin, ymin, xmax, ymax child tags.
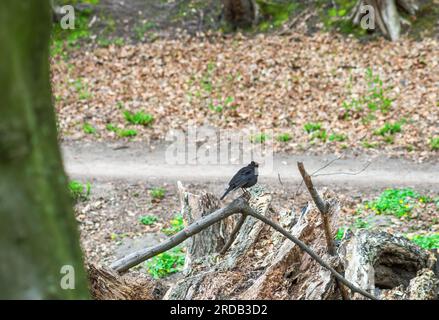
<box><xmin>69</xmin><ymin>180</ymin><xmax>91</xmax><ymax>202</ymax></box>
<box><xmin>145</xmin><ymin>246</ymin><xmax>185</xmax><ymax>278</ymax></box>
<box><xmin>150</xmin><ymin>187</ymin><xmax>166</xmax><ymax>200</ymax></box>
<box><xmin>277</xmin><ymin>133</ymin><xmax>292</xmax><ymax>142</ymax></box>
<box><xmin>123</xmin><ymin>110</ymin><xmax>154</xmax><ymax>126</ymax></box>
<box><xmin>251</xmin><ymin>133</ymin><xmax>269</xmax><ymax>143</ymax></box>
<box><xmin>304</xmin><ymin>122</ymin><xmax>322</xmax><ymax>134</ymax></box>
<box><xmin>83</xmin><ymin>123</ymin><xmax>96</xmax><ymax>134</ymax></box>
<box><xmin>364</xmin><ymin>188</ymin><xmax>431</xmax><ymax>218</ymax></box>
<box><xmin>106</xmin><ymin>124</ymin><xmax>137</xmax><ymax>138</ymax></box>
<box><xmin>374</xmin><ymin>121</ymin><xmax>403</xmax><ymax>136</ymax></box>
<box><xmin>408</xmin><ymin>233</ymin><xmax>439</xmax><ymax>250</ymax></box>
<box><xmin>430</xmin><ymin>137</ymin><xmax>439</xmax><ymax>150</ymax></box>
<box><xmin>139</xmin><ymin>215</ymin><xmax>159</xmax><ymax>226</ymax></box>
<box><xmin>329</xmin><ymin>133</ymin><xmax>347</xmax><ymax>142</ymax></box>
<box><xmin>361</xmin><ymin>140</ymin><xmax>378</xmax><ymax>149</ymax></box>
<box><xmin>74</xmin><ymin>78</ymin><xmax>92</xmax><ymax>100</ymax></box>
<box><xmin>134</xmin><ymin>21</ymin><xmax>157</xmax><ymax>41</ymax></box>
<box><xmin>342</xmin><ymin>68</ymin><xmax>393</xmax><ymax>121</ymax></box>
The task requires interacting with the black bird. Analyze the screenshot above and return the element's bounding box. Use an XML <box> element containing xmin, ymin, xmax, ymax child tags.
<box><xmin>220</xmin><ymin>161</ymin><xmax>259</xmax><ymax>200</ymax></box>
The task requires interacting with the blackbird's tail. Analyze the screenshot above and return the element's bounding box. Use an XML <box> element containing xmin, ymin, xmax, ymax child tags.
<box><xmin>220</xmin><ymin>187</ymin><xmax>232</xmax><ymax>200</ymax></box>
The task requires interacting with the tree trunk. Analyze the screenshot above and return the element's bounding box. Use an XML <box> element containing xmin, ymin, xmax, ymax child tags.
<box><xmin>222</xmin><ymin>0</ymin><xmax>258</xmax><ymax>29</ymax></box>
<box><xmin>350</xmin><ymin>0</ymin><xmax>419</xmax><ymax>41</ymax></box>
<box><xmin>0</xmin><ymin>1</ymin><xmax>89</xmax><ymax>299</ymax></box>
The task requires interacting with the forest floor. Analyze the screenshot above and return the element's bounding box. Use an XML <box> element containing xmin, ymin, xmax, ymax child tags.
<box><xmin>52</xmin><ymin>0</ymin><xmax>439</xmax><ymax>284</ymax></box>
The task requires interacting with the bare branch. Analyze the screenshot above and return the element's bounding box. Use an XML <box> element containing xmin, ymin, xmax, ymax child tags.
<box><xmin>297</xmin><ymin>161</ymin><xmax>349</xmax><ymax>299</ymax></box>
<box><xmin>110</xmin><ymin>197</ymin><xmax>249</xmax><ymax>273</ymax></box>
<box><xmin>311</xmin><ymin>161</ymin><xmax>371</xmax><ymax>177</ymax></box>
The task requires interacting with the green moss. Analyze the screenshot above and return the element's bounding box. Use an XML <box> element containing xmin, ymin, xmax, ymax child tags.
<box><xmin>256</xmin><ymin>0</ymin><xmax>299</xmax><ymax>30</ymax></box>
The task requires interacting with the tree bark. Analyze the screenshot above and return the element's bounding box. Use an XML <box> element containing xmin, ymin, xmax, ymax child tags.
<box><xmin>0</xmin><ymin>1</ymin><xmax>89</xmax><ymax>299</ymax></box>
<box><xmin>340</xmin><ymin>229</ymin><xmax>438</xmax><ymax>299</ymax></box>
<box><xmin>350</xmin><ymin>0</ymin><xmax>419</xmax><ymax>41</ymax></box>
<box><xmin>222</xmin><ymin>0</ymin><xmax>258</xmax><ymax>29</ymax></box>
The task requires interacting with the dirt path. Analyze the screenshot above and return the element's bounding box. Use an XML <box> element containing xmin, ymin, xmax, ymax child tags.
<box><xmin>62</xmin><ymin>141</ymin><xmax>439</xmax><ymax>191</ymax></box>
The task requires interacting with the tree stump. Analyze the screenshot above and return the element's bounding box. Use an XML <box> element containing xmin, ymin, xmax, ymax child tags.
<box><xmin>350</xmin><ymin>0</ymin><xmax>419</xmax><ymax>41</ymax></box>
<box><xmin>87</xmin><ymin>264</ymin><xmax>166</xmax><ymax>300</ymax></box>
<box><xmin>340</xmin><ymin>229</ymin><xmax>438</xmax><ymax>299</ymax></box>
<box><xmin>164</xmin><ymin>184</ymin><xmax>272</xmax><ymax>299</ymax></box>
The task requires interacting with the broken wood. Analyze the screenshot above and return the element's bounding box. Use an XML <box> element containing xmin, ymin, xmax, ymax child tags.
<box><xmin>297</xmin><ymin>162</ymin><xmax>349</xmax><ymax>300</ymax></box>
<box><xmin>87</xmin><ymin>263</ymin><xmax>166</xmax><ymax>300</ymax></box>
<box><xmin>350</xmin><ymin>0</ymin><xmax>419</xmax><ymax>41</ymax></box>
<box><xmin>340</xmin><ymin>229</ymin><xmax>438</xmax><ymax>299</ymax></box>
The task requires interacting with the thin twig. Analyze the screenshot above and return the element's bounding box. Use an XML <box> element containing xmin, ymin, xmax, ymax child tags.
<box><xmin>312</xmin><ymin>161</ymin><xmax>371</xmax><ymax>177</ymax></box>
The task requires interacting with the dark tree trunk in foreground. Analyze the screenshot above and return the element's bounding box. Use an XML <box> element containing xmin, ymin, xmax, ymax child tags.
<box><xmin>222</xmin><ymin>0</ymin><xmax>258</xmax><ymax>29</ymax></box>
<box><xmin>0</xmin><ymin>1</ymin><xmax>89</xmax><ymax>299</ymax></box>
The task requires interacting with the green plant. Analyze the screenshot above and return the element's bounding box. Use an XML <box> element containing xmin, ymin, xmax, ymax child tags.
<box><xmin>83</xmin><ymin>123</ymin><xmax>96</xmax><ymax>134</ymax></box>
<box><xmin>74</xmin><ymin>78</ymin><xmax>92</xmax><ymax>100</ymax></box>
<box><xmin>408</xmin><ymin>233</ymin><xmax>439</xmax><ymax>250</ymax></box>
<box><xmin>342</xmin><ymin>68</ymin><xmax>393</xmax><ymax>120</ymax></box>
<box><xmin>365</xmin><ymin>188</ymin><xmax>431</xmax><ymax>218</ymax></box>
<box><xmin>335</xmin><ymin>226</ymin><xmax>349</xmax><ymax>241</ymax></box>
<box><xmin>118</xmin><ymin>129</ymin><xmax>137</xmax><ymax>137</ymax></box>
<box><xmin>145</xmin><ymin>246</ymin><xmax>185</xmax><ymax>278</ymax></box>
<box><xmin>139</xmin><ymin>215</ymin><xmax>159</xmax><ymax>226</ymax></box>
<box><xmin>106</xmin><ymin>123</ymin><xmax>117</xmax><ymax>132</ymax></box>
<box><xmin>329</xmin><ymin>133</ymin><xmax>347</xmax><ymax>142</ymax></box>
<box><xmin>106</xmin><ymin>123</ymin><xmax>137</xmax><ymax>138</ymax></box>
<box><xmin>304</xmin><ymin>122</ymin><xmax>322</xmax><ymax>133</ymax></box>
<box><xmin>430</xmin><ymin>137</ymin><xmax>439</xmax><ymax>150</ymax></box>
<box><xmin>123</xmin><ymin>110</ymin><xmax>154</xmax><ymax>126</ymax></box>
<box><xmin>311</xmin><ymin>129</ymin><xmax>327</xmax><ymax>142</ymax></box>
<box><xmin>375</xmin><ymin>122</ymin><xmax>403</xmax><ymax>136</ymax></box>
<box><xmin>162</xmin><ymin>215</ymin><xmax>184</xmax><ymax>236</ymax></box>
<box><xmin>68</xmin><ymin>180</ymin><xmax>91</xmax><ymax>201</ymax></box>
<box><xmin>251</xmin><ymin>133</ymin><xmax>269</xmax><ymax>143</ymax></box>
<box><xmin>277</xmin><ymin>133</ymin><xmax>292</xmax><ymax>142</ymax></box>
<box><xmin>150</xmin><ymin>187</ymin><xmax>166</xmax><ymax>200</ymax></box>
<box><xmin>362</xmin><ymin>140</ymin><xmax>378</xmax><ymax>149</ymax></box>
<box><xmin>134</xmin><ymin>21</ymin><xmax>157</xmax><ymax>41</ymax></box>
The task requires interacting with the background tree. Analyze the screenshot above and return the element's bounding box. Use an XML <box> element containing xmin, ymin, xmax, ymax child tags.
<box><xmin>0</xmin><ymin>1</ymin><xmax>89</xmax><ymax>299</ymax></box>
<box><xmin>350</xmin><ymin>0</ymin><xmax>419</xmax><ymax>40</ymax></box>
<box><xmin>222</xmin><ymin>0</ymin><xmax>259</xmax><ymax>29</ymax></box>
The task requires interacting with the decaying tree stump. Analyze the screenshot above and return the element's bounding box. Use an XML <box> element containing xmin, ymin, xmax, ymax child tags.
<box><xmin>164</xmin><ymin>184</ymin><xmax>272</xmax><ymax>299</ymax></box>
<box><xmin>240</xmin><ymin>197</ymin><xmax>342</xmax><ymax>300</ymax></box>
<box><xmin>177</xmin><ymin>181</ymin><xmax>229</xmax><ymax>273</ymax></box>
<box><xmin>87</xmin><ymin>264</ymin><xmax>166</xmax><ymax>300</ymax></box>
<box><xmin>340</xmin><ymin>230</ymin><xmax>438</xmax><ymax>299</ymax></box>
<box><xmin>350</xmin><ymin>0</ymin><xmax>419</xmax><ymax>41</ymax></box>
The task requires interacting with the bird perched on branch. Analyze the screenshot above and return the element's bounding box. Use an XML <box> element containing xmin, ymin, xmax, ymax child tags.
<box><xmin>220</xmin><ymin>161</ymin><xmax>259</xmax><ymax>200</ymax></box>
